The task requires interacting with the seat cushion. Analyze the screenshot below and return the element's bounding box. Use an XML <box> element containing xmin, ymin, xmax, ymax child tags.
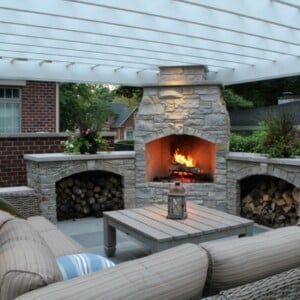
<box><xmin>56</xmin><ymin>253</ymin><xmax>115</xmax><ymax>280</ymax></box>
<box><xmin>0</xmin><ymin>210</ymin><xmax>15</xmax><ymax>227</ymax></box>
<box><xmin>200</xmin><ymin>226</ymin><xmax>300</xmax><ymax>296</ymax></box>
<box><xmin>27</xmin><ymin>216</ymin><xmax>85</xmax><ymax>256</ymax></box>
<box><xmin>0</xmin><ymin>217</ymin><xmax>63</xmax><ymax>300</ymax></box>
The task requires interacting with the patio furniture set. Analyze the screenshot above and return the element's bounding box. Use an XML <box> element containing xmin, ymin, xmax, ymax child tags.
<box><xmin>1</xmin><ymin>202</ymin><xmax>300</xmax><ymax>300</ymax></box>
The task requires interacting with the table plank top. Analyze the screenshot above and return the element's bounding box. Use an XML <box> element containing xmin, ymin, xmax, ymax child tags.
<box><xmin>104</xmin><ymin>201</ymin><xmax>254</xmax><ymax>242</ymax></box>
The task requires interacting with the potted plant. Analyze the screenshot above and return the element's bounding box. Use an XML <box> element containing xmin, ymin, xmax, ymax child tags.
<box><xmin>62</xmin><ymin>129</ymin><xmax>108</xmax><ymax>154</ymax></box>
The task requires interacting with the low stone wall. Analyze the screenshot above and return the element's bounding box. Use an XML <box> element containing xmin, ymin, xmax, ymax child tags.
<box><xmin>226</xmin><ymin>152</ymin><xmax>300</xmax><ymax>216</ymax></box>
<box><xmin>23</xmin><ymin>151</ymin><xmax>300</xmax><ymax>222</ymax></box>
<box><xmin>0</xmin><ymin>186</ymin><xmax>41</xmax><ymax>218</ymax></box>
<box><xmin>25</xmin><ymin>152</ymin><xmax>135</xmax><ymax>222</ymax></box>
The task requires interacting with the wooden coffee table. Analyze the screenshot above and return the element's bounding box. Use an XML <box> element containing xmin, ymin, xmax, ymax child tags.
<box><xmin>103</xmin><ymin>201</ymin><xmax>254</xmax><ymax>257</ymax></box>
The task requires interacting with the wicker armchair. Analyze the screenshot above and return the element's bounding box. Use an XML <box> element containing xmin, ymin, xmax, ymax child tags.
<box><xmin>204</xmin><ymin>266</ymin><xmax>300</xmax><ymax>300</ymax></box>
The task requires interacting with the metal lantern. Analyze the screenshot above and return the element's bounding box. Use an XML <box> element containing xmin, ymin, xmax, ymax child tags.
<box><xmin>167</xmin><ymin>181</ymin><xmax>187</xmax><ymax>219</ymax></box>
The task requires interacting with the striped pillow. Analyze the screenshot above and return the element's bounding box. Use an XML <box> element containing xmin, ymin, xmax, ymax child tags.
<box><xmin>56</xmin><ymin>253</ymin><xmax>115</xmax><ymax>280</ymax></box>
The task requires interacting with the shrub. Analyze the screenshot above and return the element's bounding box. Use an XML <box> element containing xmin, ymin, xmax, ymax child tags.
<box><xmin>290</xmin><ymin>129</ymin><xmax>300</xmax><ymax>156</ymax></box>
<box><xmin>114</xmin><ymin>140</ymin><xmax>134</xmax><ymax>151</ymax></box>
<box><xmin>230</xmin><ymin>112</ymin><xmax>300</xmax><ymax>158</ymax></box>
<box><xmin>230</xmin><ymin>132</ymin><xmax>261</xmax><ymax>153</ymax></box>
<box><xmin>258</xmin><ymin>112</ymin><xmax>297</xmax><ymax>158</ymax></box>
<box><xmin>222</xmin><ymin>88</ymin><xmax>254</xmax><ymax>110</ymax></box>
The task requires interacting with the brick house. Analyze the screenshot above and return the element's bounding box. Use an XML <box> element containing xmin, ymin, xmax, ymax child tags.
<box><xmin>0</xmin><ymin>82</ymin><xmax>137</xmax><ymax>188</ymax></box>
<box><xmin>108</xmin><ymin>103</ymin><xmax>138</xmax><ymax>142</ymax></box>
<box><xmin>0</xmin><ymin>80</ymin><xmax>66</xmax><ymax>187</ymax></box>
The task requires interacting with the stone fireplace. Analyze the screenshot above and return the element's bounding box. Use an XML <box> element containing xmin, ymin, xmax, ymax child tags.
<box><xmin>135</xmin><ymin>66</ymin><xmax>230</xmax><ymax>209</ymax></box>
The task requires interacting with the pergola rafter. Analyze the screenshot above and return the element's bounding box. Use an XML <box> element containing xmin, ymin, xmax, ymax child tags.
<box><xmin>0</xmin><ymin>0</ymin><xmax>300</xmax><ymax>86</ymax></box>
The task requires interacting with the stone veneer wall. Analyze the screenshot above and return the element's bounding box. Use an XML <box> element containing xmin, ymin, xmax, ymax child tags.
<box><xmin>226</xmin><ymin>152</ymin><xmax>300</xmax><ymax>216</ymax></box>
<box><xmin>135</xmin><ymin>66</ymin><xmax>230</xmax><ymax>210</ymax></box>
<box><xmin>25</xmin><ymin>152</ymin><xmax>136</xmax><ymax>222</ymax></box>
<box><xmin>23</xmin><ymin>150</ymin><xmax>300</xmax><ymax>221</ymax></box>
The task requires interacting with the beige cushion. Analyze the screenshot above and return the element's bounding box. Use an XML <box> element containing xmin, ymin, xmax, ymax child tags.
<box><xmin>0</xmin><ymin>210</ymin><xmax>15</xmax><ymax>227</ymax></box>
<box><xmin>0</xmin><ymin>197</ymin><xmax>25</xmax><ymax>219</ymax></box>
<box><xmin>15</xmin><ymin>243</ymin><xmax>209</xmax><ymax>300</ymax></box>
<box><xmin>27</xmin><ymin>216</ymin><xmax>84</xmax><ymax>256</ymax></box>
<box><xmin>0</xmin><ymin>218</ymin><xmax>63</xmax><ymax>300</ymax></box>
<box><xmin>200</xmin><ymin>226</ymin><xmax>300</xmax><ymax>296</ymax></box>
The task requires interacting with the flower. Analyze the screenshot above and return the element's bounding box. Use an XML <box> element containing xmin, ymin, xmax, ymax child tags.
<box><xmin>81</xmin><ymin>128</ymin><xmax>97</xmax><ymax>140</ymax></box>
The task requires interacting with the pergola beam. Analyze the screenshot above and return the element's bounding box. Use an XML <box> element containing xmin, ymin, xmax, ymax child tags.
<box><xmin>0</xmin><ymin>59</ymin><xmax>159</xmax><ymax>86</ymax></box>
<box><xmin>0</xmin><ymin>0</ymin><xmax>300</xmax><ymax>86</ymax></box>
<box><xmin>1</xmin><ymin>1</ymin><xmax>300</xmax><ymax>55</ymax></box>
<box><xmin>207</xmin><ymin>56</ymin><xmax>300</xmax><ymax>85</ymax></box>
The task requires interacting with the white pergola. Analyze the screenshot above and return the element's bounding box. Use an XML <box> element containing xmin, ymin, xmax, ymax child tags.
<box><xmin>0</xmin><ymin>0</ymin><xmax>300</xmax><ymax>86</ymax></box>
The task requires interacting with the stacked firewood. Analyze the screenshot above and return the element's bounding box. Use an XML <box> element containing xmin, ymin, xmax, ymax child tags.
<box><xmin>241</xmin><ymin>179</ymin><xmax>299</xmax><ymax>228</ymax></box>
<box><xmin>56</xmin><ymin>171</ymin><xmax>123</xmax><ymax>221</ymax></box>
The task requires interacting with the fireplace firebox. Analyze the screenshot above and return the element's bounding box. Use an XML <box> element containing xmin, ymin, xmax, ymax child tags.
<box><xmin>146</xmin><ymin>134</ymin><xmax>215</xmax><ymax>183</ymax></box>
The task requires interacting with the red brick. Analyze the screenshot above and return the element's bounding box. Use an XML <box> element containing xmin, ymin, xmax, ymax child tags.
<box><xmin>0</xmin><ymin>136</ymin><xmax>67</xmax><ymax>187</ymax></box>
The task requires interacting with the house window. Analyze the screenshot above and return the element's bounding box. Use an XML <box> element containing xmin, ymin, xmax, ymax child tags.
<box><xmin>125</xmin><ymin>128</ymin><xmax>134</xmax><ymax>140</ymax></box>
<box><xmin>0</xmin><ymin>87</ymin><xmax>21</xmax><ymax>133</ymax></box>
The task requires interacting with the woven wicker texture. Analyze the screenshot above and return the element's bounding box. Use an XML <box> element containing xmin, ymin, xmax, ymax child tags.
<box><xmin>218</xmin><ymin>266</ymin><xmax>300</xmax><ymax>300</ymax></box>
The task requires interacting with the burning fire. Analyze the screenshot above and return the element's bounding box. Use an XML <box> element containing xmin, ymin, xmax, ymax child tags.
<box><xmin>173</xmin><ymin>148</ymin><xmax>195</xmax><ymax>167</ymax></box>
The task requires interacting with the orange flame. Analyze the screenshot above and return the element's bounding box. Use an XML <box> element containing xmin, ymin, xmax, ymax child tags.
<box><xmin>173</xmin><ymin>149</ymin><xmax>195</xmax><ymax>167</ymax></box>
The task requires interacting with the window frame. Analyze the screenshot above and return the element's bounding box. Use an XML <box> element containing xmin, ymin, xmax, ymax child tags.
<box><xmin>0</xmin><ymin>86</ymin><xmax>22</xmax><ymax>133</ymax></box>
<box><xmin>124</xmin><ymin>127</ymin><xmax>134</xmax><ymax>140</ymax></box>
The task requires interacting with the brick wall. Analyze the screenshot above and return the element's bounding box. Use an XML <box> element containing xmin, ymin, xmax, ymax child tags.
<box><xmin>0</xmin><ymin>135</ymin><xmax>66</xmax><ymax>187</ymax></box>
<box><xmin>22</xmin><ymin>81</ymin><xmax>57</xmax><ymax>132</ymax></box>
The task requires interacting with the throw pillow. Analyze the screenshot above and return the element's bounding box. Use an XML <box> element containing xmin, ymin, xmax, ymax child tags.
<box><xmin>56</xmin><ymin>253</ymin><xmax>115</xmax><ymax>280</ymax></box>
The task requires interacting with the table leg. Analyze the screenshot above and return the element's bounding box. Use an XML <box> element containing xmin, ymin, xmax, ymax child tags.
<box><xmin>239</xmin><ymin>224</ymin><xmax>254</xmax><ymax>238</ymax></box>
<box><xmin>104</xmin><ymin>217</ymin><xmax>116</xmax><ymax>257</ymax></box>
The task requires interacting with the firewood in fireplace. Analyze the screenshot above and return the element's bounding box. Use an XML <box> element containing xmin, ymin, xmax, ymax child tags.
<box><xmin>169</xmin><ymin>163</ymin><xmax>201</xmax><ymax>176</ymax></box>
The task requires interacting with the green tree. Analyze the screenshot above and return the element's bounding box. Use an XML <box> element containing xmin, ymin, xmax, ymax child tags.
<box><xmin>222</xmin><ymin>88</ymin><xmax>254</xmax><ymax>111</ymax></box>
<box><xmin>113</xmin><ymin>86</ymin><xmax>143</xmax><ymax>99</ymax></box>
<box><xmin>60</xmin><ymin>83</ymin><xmax>113</xmax><ymax>132</ymax></box>
<box><xmin>112</xmin><ymin>86</ymin><xmax>143</xmax><ymax>109</ymax></box>
<box><xmin>113</xmin><ymin>86</ymin><xmax>143</xmax><ymax>109</ymax></box>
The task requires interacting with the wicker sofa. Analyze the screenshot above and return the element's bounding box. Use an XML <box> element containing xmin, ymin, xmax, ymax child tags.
<box><xmin>1</xmin><ymin>210</ymin><xmax>300</xmax><ymax>300</ymax></box>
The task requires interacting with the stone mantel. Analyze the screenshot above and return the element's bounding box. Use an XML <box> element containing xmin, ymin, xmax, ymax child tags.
<box><xmin>24</xmin><ymin>151</ymin><xmax>135</xmax><ymax>162</ymax></box>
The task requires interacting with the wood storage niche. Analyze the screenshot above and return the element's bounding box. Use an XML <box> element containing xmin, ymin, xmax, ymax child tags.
<box><xmin>56</xmin><ymin>171</ymin><xmax>124</xmax><ymax>221</ymax></box>
<box><xmin>240</xmin><ymin>175</ymin><xmax>299</xmax><ymax>228</ymax></box>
